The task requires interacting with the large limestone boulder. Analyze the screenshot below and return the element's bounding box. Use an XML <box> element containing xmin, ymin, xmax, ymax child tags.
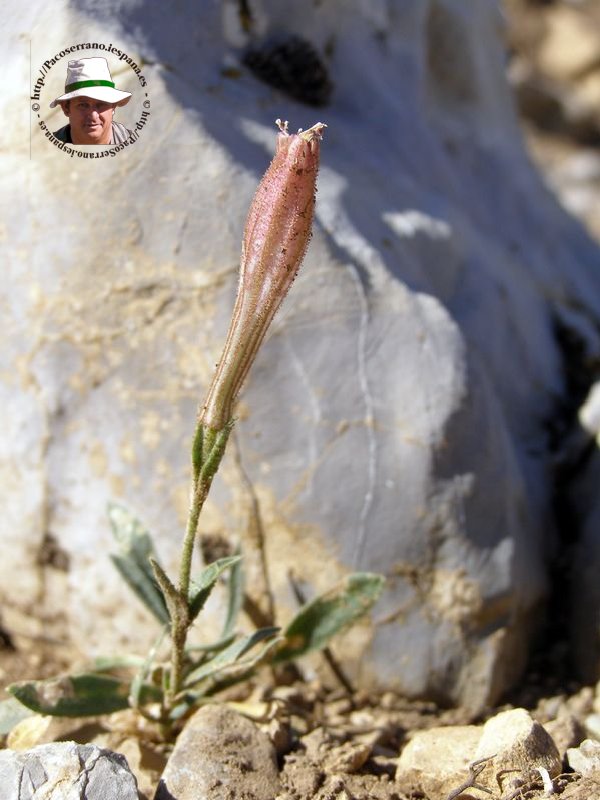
<box><xmin>3</xmin><ymin>0</ymin><xmax>600</xmax><ymax>709</ymax></box>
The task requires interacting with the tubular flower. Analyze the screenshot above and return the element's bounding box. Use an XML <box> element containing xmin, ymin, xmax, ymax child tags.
<box><xmin>200</xmin><ymin>119</ymin><xmax>326</xmax><ymax>430</ymax></box>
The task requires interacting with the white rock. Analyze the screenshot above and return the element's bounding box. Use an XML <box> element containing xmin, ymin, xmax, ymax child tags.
<box><xmin>567</xmin><ymin>738</ymin><xmax>600</xmax><ymax>777</ymax></box>
<box><xmin>586</xmin><ymin>713</ymin><xmax>600</xmax><ymax>742</ymax></box>
<box><xmin>475</xmin><ymin>708</ymin><xmax>562</xmax><ymax>794</ymax></box>
<box><xmin>0</xmin><ymin>742</ymin><xmax>138</xmax><ymax>800</ymax></box>
<box><xmin>2</xmin><ymin>0</ymin><xmax>600</xmax><ymax>709</ymax></box>
<box><xmin>395</xmin><ymin>725</ymin><xmax>481</xmax><ymax>799</ymax></box>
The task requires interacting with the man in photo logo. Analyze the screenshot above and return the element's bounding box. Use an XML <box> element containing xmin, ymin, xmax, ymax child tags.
<box><xmin>50</xmin><ymin>57</ymin><xmax>133</xmax><ymax>145</ymax></box>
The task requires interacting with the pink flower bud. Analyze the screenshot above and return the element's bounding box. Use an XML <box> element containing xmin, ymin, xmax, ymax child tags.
<box><xmin>200</xmin><ymin>120</ymin><xmax>326</xmax><ymax>430</ymax></box>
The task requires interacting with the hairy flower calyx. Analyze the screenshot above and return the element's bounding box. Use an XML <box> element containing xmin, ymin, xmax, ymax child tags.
<box><xmin>200</xmin><ymin>119</ymin><xmax>326</xmax><ymax>430</ymax></box>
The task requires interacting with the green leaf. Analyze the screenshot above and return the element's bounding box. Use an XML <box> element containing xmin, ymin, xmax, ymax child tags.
<box><xmin>183</xmin><ymin>627</ymin><xmax>280</xmax><ymax>687</ymax></box>
<box><xmin>181</xmin><ymin>636</ymin><xmax>283</xmax><ymax>708</ymax></box>
<box><xmin>188</xmin><ymin>555</ymin><xmax>242</xmax><ymax>623</ymax></box>
<box><xmin>90</xmin><ymin>655</ymin><xmax>147</xmax><ymax>673</ymax></box>
<box><xmin>0</xmin><ymin>697</ymin><xmax>35</xmax><ymax>735</ymax></box>
<box><xmin>183</xmin><ymin>636</ymin><xmax>284</xmax><ymax>716</ymax></box>
<box><xmin>7</xmin><ymin>673</ymin><xmax>159</xmax><ymax>717</ymax></box>
<box><xmin>221</xmin><ymin>550</ymin><xmax>244</xmax><ymax>638</ymax></box>
<box><xmin>271</xmin><ymin>573</ymin><xmax>385</xmax><ymax>663</ymax></box>
<box><xmin>185</xmin><ymin>633</ymin><xmax>236</xmax><ymax>653</ymax></box>
<box><xmin>108</xmin><ymin>503</ymin><xmax>169</xmax><ymax>625</ymax></box>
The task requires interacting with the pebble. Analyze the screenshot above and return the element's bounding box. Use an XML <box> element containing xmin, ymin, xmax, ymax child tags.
<box><xmin>475</xmin><ymin>708</ymin><xmax>562</xmax><ymax>794</ymax></box>
<box><xmin>0</xmin><ymin>741</ymin><xmax>139</xmax><ymax>800</ymax></box>
<box><xmin>585</xmin><ymin>713</ymin><xmax>600</xmax><ymax>742</ymax></box>
<box><xmin>567</xmin><ymin>738</ymin><xmax>600</xmax><ymax>777</ymax></box>
<box><xmin>155</xmin><ymin>703</ymin><xmax>281</xmax><ymax>800</ymax></box>
<box><xmin>395</xmin><ymin>725</ymin><xmax>481</xmax><ymax>799</ymax></box>
<box><xmin>545</xmin><ymin>712</ymin><xmax>586</xmax><ymax>759</ymax></box>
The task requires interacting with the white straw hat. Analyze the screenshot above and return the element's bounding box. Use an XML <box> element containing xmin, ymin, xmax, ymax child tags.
<box><xmin>50</xmin><ymin>57</ymin><xmax>132</xmax><ymax>108</ymax></box>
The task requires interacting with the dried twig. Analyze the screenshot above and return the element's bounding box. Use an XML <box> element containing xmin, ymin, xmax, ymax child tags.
<box><xmin>445</xmin><ymin>755</ymin><xmax>497</xmax><ymax>800</ymax></box>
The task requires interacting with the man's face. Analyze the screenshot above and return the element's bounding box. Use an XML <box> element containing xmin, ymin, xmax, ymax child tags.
<box><xmin>61</xmin><ymin>96</ymin><xmax>116</xmax><ymax>144</ymax></box>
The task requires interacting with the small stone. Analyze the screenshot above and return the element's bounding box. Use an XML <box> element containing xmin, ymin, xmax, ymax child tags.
<box><xmin>0</xmin><ymin>742</ymin><xmax>139</xmax><ymax>800</ymax></box>
<box><xmin>567</xmin><ymin>739</ymin><xmax>600</xmax><ymax>777</ymax></box>
<box><xmin>395</xmin><ymin>725</ymin><xmax>481</xmax><ymax>799</ymax></box>
<box><xmin>324</xmin><ymin>740</ymin><xmax>372</xmax><ymax>774</ymax></box>
<box><xmin>585</xmin><ymin>713</ymin><xmax>600</xmax><ymax>742</ymax></box>
<box><xmin>475</xmin><ymin>708</ymin><xmax>562</xmax><ymax>794</ymax></box>
<box><xmin>545</xmin><ymin>712</ymin><xmax>586</xmax><ymax>760</ymax></box>
<box><xmin>270</xmin><ymin>684</ymin><xmax>315</xmax><ymax>710</ymax></box>
<box><xmin>380</xmin><ymin>692</ymin><xmax>398</xmax><ymax>711</ymax></box>
<box><xmin>538</xmin><ymin>5</ymin><xmax>600</xmax><ymax>80</ymax></box>
<box><xmin>567</xmin><ymin>687</ymin><xmax>595</xmax><ymax>719</ymax></box>
<box><xmin>265</xmin><ymin>716</ymin><xmax>293</xmax><ymax>758</ymax></box>
<box><xmin>301</xmin><ymin>727</ymin><xmax>330</xmax><ymax>761</ymax></box>
<box><xmin>155</xmin><ymin>704</ymin><xmax>281</xmax><ymax>800</ymax></box>
<box><xmin>99</xmin><ymin>736</ymin><xmax>166</xmax><ymax>800</ymax></box>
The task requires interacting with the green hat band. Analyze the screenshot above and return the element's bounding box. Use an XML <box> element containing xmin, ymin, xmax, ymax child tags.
<box><xmin>65</xmin><ymin>79</ymin><xmax>116</xmax><ymax>92</ymax></box>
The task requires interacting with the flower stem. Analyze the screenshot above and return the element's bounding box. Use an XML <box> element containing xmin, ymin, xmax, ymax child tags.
<box><xmin>178</xmin><ymin>476</ymin><xmax>209</xmax><ymax>597</ymax></box>
<box><xmin>166</xmin><ymin>421</ymin><xmax>233</xmax><ymax>708</ymax></box>
<box><xmin>163</xmin><ymin>119</ymin><xmax>325</xmax><ymax>717</ymax></box>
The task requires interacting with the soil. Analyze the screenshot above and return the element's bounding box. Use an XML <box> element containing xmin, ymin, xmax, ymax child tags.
<box><xmin>1</xmin><ymin>631</ymin><xmax>598</xmax><ymax>800</ymax></box>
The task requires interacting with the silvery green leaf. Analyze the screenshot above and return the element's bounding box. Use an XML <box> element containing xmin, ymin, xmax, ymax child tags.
<box><xmin>221</xmin><ymin>551</ymin><xmax>244</xmax><ymax>638</ymax></box>
<box><xmin>185</xmin><ymin>633</ymin><xmax>236</xmax><ymax>654</ymax></box>
<box><xmin>183</xmin><ymin>626</ymin><xmax>280</xmax><ymax>687</ymax></box>
<box><xmin>188</xmin><ymin>555</ymin><xmax>242</xmax><ymax>623</ymax></box>
<box><xmin>271</xmin><ymin>573</ymin><xmax>385</xmax><ymax>663</ymax></box>
<box><xmin>90</xmin><ymin>655</ymin><xmax>146</xmax><ymax>672</ymax></box>
<box><xmin>8</xmin><ymin>673</ymin><xmax>161</xmax><ymax>717</ymax></box>
<box><xmin>108</xmin><ymin>503</ymin><xmax>169</xmax><ymax>624</ymax></box>
<box><xmin>181</xmin><ymin>636</ymin><xmax>283</xmax><ymax>706</ymax></box>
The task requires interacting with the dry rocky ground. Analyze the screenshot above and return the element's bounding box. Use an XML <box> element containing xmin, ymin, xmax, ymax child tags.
<box><xmin>1</xmin><ymin>621</ymin><xmax>600</xmax><ymax>799</ymax></box>
<box><xmin>2</xmin><ymin>2</ymin><xmax>600</xmax><ymax>798</ymax></box>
